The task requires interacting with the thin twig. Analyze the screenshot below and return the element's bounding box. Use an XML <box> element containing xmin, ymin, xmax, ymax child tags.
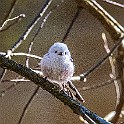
<box><xmin>24</xmin><ymin>6</ymin><xmax>51</xmax><ymax>65</ymax></box>
<box><xmin>0</xmin><ymin>69</ymin><xmax>7</xmax><ymax>83</ymax></box>
<box><xmin>0</xmin><ymin>78</ymin><xmax>32</xmax><ymax>97</ymax></box>
<box><xmin>61</xmin><ymin>7</ymin><xmax>82</xmax><ymax>42</ymax></box>
<box><xmin>75</xmin><ymin>0</ymin><xmax>124</xmax><ymax>39</ymax></box>
<box><xmin>0</xmin><ymin>52</ymin><xmax>6</xmax><ymax>55</ymax></box>
<box><xmin>0</xmin><ymin>81</ymin><xmax>21</xmax><ymax>97</ymax></box>
<box><xmin>1</xmin><ymin>0</ymin><xmax>19</xmax><ymax>26</ymax></box>
<box><xmin>30</xmin><ymin>10</ymin><xmax>51</xmax><ymax>43</ymax></box>
<box><xmin>24</xmin><ymin>11</ymin><xmax>51</xmax><ymax>66</ymax></box>
<box><xmin>17</xmin><ymin>86</ymin><xmax>40</xmax><ymax>124</ymax></box>
<box><xmin>25</xmin><ymin>42</ymin><xmax>34</xmax><ymax>68</ymax></box>
<box><xmin>10</xmin><ymin>0</ymin><xmax>53</xmax><ymax>52</ymax></box>
<box><xmin>0</xmin><ymin>14</ymin><xmax>25</xmax><ymax>32</ymax></box>
<box><xmin>103</xmin><ymin>0</ymin><xmax>124</xmax><ymax>8</ymax></box>
<box><xmin>80</xmin><ymin>77</ymin><xmax>118</xmax><ymax>91</ymax></box>
<box><xmin>2</xmin><ymin>79</ymin><xmax>30</xmax><ymax>82</ymax></box>
<box><xmin>111</xmin><ymin>46</ymin><xmax>124</xmax><ymax>123</ymax></box>
<box><xmin>80</xmin><ymin>36</ymin><xmax>124</xmax><ymax>80</ymax></box>
<box><xmin>0</xmin><ymin>52</ymin><xmax>42</xmax><ymax>60</ymax></box>
<box><xmin>13</xmin><ymin>53</ymin><xmax>42</xmax><ymax>59</ymax></box>
<box><xmin>102</xmin><ymin>33</ymin><xmax>120</xmax><ymax>106</ymax></box>
<box><xmin>31</xmin><ymin>0</ymin><xmax>64</xmax><ymax>44</ymax></box>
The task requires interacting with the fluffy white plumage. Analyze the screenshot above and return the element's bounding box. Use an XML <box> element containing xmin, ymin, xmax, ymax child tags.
<box><xmin>40</xmin><ymin>42</ymin><xmax>74</xmax><ymax>88</ymax></box>
<box><xmin>40</xmin><ymin>42</ymin><xmax>84</xmax><ymax>102</ymax></box>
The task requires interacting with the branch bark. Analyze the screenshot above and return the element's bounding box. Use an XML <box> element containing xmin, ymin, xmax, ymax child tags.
<box><xmin>0</xmin><ymin>55</ymin><xmax>111</xmax><ymax>124</ymax></box>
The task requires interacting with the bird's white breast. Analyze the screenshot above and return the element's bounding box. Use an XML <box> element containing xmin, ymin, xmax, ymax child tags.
<box><xmin>40</xmin><ymin>53</ymin><xmax>74</xmax><ymax>83</ymax></box>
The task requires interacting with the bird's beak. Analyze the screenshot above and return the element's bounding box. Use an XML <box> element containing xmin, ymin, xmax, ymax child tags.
<box><xmin>58</xmin><ymin>52</ymin><xmax>63</xmax><ymax>56</ymax></box>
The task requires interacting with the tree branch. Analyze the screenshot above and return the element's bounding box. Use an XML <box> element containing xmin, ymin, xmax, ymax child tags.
<box><xmin>102</xmin><ymin>33</ymin><xmax>120</xmax><ymax>106</ymax></box>
<box><xmin>75</xmin><ymin>0</ymin><xmax>124</xmax><ymax>123</ymax></box>
<box><xmin>1</xmin><ymin>0</ymin><xmax>19</xmax><ymax>26</ymax></box>
<box><xmin>10</xmin><ymin>0</ymin><xmax>53</xmax><ymax>52</ymax></box>
<box><xmin>0</xmin><ymin>54</ymin><xmax>111</xmax><ymax>124</ymax></box>
<box><xmin>61</xmin><ymin>7</ymin><xmax>82</xmax><ymax>42</ymax></box>
<box><xmin>111</xmin><ymin>45</ymin><xmax>124</xmax><ymax>123</ymax></box>
<box><xmin>80</xmin><ymin>36</ymin><xmax>124</xmax><ymax>80</ymax></box>
<box><xmin>0</xmin><ymin>14</ymin><xmax>25</xmax><ymax>32</ymax></box>
<box><xmin>75</xmin><ymin>0</ymin><xmax>124</xmax><ymax>40</ymax></box>
<box><xmin>17</xmin><ymin>86</ymin><xmax>40</xmax><ymax>124</ymax></box>
<box><xmin>102</xmin><ymin>0</ymin><xmax>124</xmax><ymax>8</ymax></box>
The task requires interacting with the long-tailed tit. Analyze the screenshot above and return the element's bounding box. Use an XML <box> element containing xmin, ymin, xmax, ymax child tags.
<box><xmin>40</xmin><ymin>42</ymin><xmax>84</xmax><ymax>102</ymax></box>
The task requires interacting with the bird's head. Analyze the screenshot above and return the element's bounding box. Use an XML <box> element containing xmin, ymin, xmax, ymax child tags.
<box><xmin>48</xmin><ymin>42</ymin><xmax>71</xmax><ymax>58</ymax></box>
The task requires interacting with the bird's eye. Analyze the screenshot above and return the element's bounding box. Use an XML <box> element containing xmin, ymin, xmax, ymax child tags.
<box><xmin>65</xmin><ymin>52</ymin><xmax>67</xmax><ymax>55</ymax></box>
<box><xmin>55</xmin><ymin>51</ymin><xmax>57</xmax><ymax>53</ymax></box>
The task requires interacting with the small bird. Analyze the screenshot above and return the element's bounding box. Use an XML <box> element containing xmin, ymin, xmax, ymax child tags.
<box><xmin>40</xmin><ymin>42</ymin><xmax>84</xmax><ymax>102</ymax></box>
